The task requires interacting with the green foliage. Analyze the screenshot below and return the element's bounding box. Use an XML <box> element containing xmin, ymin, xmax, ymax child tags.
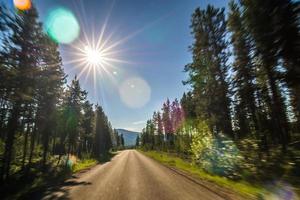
<box><xmin>174</xmin><ymin>133</ymin><xmax>191</xmax><ymax>155</ymax></box>
<box><xmin>190</xmin><ymin>121</ymin><xmax>212</xmax><ymax>162</ymax></box>
<box><xmin>190</xmin><ymin>121</ymin><xmax>243</xmax><ymax>178</ymax></box>
<box><xmin>94</xmin><ymin>105</ymin><xmax>113</xmax><ymax>156</ymax></box>
<box><xmin>72</xmin><ymin>159</ymin><xmax>98</xmax><ymax>173</ymax></box>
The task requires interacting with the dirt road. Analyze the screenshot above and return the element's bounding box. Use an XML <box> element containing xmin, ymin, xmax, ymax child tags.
<box><xmin>42</xmin><ymin>150</ymin><xmax>226</xmax><ymax>200</ymax></box>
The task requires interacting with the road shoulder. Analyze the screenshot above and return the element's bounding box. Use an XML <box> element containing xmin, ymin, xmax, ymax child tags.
<box><xmin>139</xmin><ymin>150</ymin><xmax>259</xmax><ymax>200</ymax></box>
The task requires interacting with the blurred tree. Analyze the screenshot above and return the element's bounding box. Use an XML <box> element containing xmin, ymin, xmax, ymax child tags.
<box><xmin>162</xmin><ymin>99</ymin><xmax>173</xmax><ymax>145</ymax></box>
<box><xmin>62</xmin><ymin>76</ymin><xmax>87</xmax><ymax>161</ymax></box>
<box><xmin>136</xmin><ymin>135</ymin><xmax>140</xmax><ymax>147</ymax></box>
<box><xmin>180</xmin><ymin>92</ymin><xmax>196</xmax><ymax>120</ymax></box>
<box><xmin>80</xmin><ymin>100</ymin><xmax>94</xmax><ymax>156</ymax></box>
<box><xmin>37</xmin><ymin>35</ymin><xmax>65</xmax><ymax>169</ymax></box>
<box><xmin>120</xmin><ymin>134</ymin><xmax>125</xmax><ymax>147</ymax></box>
<box><xmin>184</xmin><ymin>5</ymin><xmax>233</xmax><ymax>138</ymax></box>
<box><xmin>1</xmin><ymin>5</ymin><xmax>44</xmax><ymax>180</ymax></box>
<box><xmin>228</xmin><ymin>1</ymin><xmax>260</xmax><ymax>139</ymax></box>
<box><xmin>171</xmin><ymin>99</ymin><xmax>184</xmax><ymax>133</ymax></box>
<box><xmin>94</xmin><ymin>105</ymin><xmax>106</xmax><ymax>155</ymax></box>
<box><xmin>271</xmin><ymin>0</ymin><xmax>300</xmax><ymax>129</ymax></box>
<box><xmin>154</xmin><ymin>111</ymin><xmax>166</xmax><ymax>149</ymax></box>
<box><xmin>241</xmin><ymin>0</ymin><xmax>290</xmax><ymax>150</ymax></box>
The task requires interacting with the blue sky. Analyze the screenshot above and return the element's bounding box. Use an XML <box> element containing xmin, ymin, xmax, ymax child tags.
<box><xmin>2</xmin><ymin>0</ymin><xmax>228</xmax><ymax>131</ymax></box>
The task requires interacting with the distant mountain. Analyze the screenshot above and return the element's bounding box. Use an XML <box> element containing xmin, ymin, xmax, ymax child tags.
<box><xmin>116</xmin><ymin>129</ymin><xmax>140</xmax><ymax>146</ymax></box>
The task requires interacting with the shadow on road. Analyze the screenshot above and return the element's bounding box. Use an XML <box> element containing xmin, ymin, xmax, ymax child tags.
<box><xmin>21</xmin><ymin>177</ymin><xmax>92</xmax><ymax>200</ymax></box>
<box><xmin>97</xmin><ymin>152</ymin><xmax>118</xmax><ymax>163</ymax></box>
<box><xmin>7</xmin><ymin>152</ymin><xmax>119</xmax><ymax>200</ymax></box>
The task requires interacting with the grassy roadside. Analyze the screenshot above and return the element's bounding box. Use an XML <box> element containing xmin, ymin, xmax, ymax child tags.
<box><xmin>72</xmin><ymin>159</ymin><xmax>98</xmax><ymax>173</ymax></box>
<box><xmin>71</xmin><ymin>151</ymin><xmax>118</xmax><ymax>173</ymax></box>
<box><xmin>140</xmin><ymin>150</ymin><xmax>267</xmax><ymax>199</ymax></box>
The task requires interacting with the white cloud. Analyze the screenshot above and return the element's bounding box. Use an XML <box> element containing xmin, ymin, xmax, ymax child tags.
<box><xmin>122</xmin><ymin>127</ymin><xmax>142</xmax><ymax>132</ymax></box>
<box><xmin>132</xmin><ymin>120</ymin><xmax>146</xmax><ymax>125</ymax></box>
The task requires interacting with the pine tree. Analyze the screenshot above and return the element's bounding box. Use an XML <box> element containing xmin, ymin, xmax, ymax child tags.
<box><xmin>171</xmin><ymin>99</ymin><xmax>184</xmax><ymax>133</ymax></box>
<box><xmin>156</xmin><ymin>112</ymin><xmax>164</xmax><ymax>149</ymax></box>
<box><xmin>162</xmin><ymin>99</ymin><xmax>173</xmax><ymax>145</ymax></box>
<box><xmin>112</xmin><ymin>129</ymin><xmax>120</xmax><ymax>149</ymax></box>
<box><xmin>94</xmin><ymin>105</ymin><xmax>112</xmax><ymax>156</ymax></box>
<box><xmin>62</xmin><ymin>76</ymin><xmax>87</xmax><ymax>161</ymax></box>
<box><xmin>81</xmin><ymin>100</ymin><xmax>94</xmax><ymax>155</ymax></box>
<box><xmin>272</xmin><ymin>0</ymin><xmax>300</xmax><ymax>129</ymax></box>
<box><xmin>1</xmin><ymin>5</ymin><xmax>44</xmax><ymax>180</ymax></box>
<box><xmin>0</xmin><ymin>5</ymin><xmax>11</xmax><ymax>141</ymax></box>
<box><xmin>105</xmin><ymin>122</ymin><xmax>113</xmax><ymax>153</ymax></box>
<box><xmin>36</xmin><ymin>34</ymin><xmax>65</xmax><ymax>168</ymax></box>
<box><xmin>94</xmin><ymin>105</ymin><xmax>103</xmax><ymax>156</ymax></box>
<box><xmin>228</xmin><ymin>1</ymin><xmax>260</xmax><ymax>138</ymax></box>
<box><xmin>136</xmin><ymin>135</ymin><xmax>140</xmax><ymax>147</ymax></box>
<box><xmin>185</xmin><ymin>5</ymin><xmax>233</xmax><ymax>138</ymax></box>
<box><xmin>120</xmin><ymin>134</ymin><xmax>125</xmax><ymax>147</ymax></box>
<box><xmin>180</xmin><ymin>92</ymin><xmax>196</xmax><ymax>120</ymax></box>
<box><xmin>240</xmin><ymin>0</ymin><xmax>290</xmax><ymax>150</ymax></box>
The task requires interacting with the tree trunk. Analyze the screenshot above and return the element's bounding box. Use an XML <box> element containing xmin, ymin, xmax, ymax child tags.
<box><xmin>266</xmin><ymin>66</ymin><xmax>289</xmax><ymax>151</ymax></box>
<box><xmin>27</xmin><ymin>124</ymin><xmax>37</xmax><ymax>172</ymax></box>
<box><xmin>42</xmin><ymin>132</ymin><xmax>49</xmax><ymax>170</ymax></box>
<box><xmin>290</xmin><ymin>85</ymin><xmax>300</xmax><ymax>132</ymax></box>
<box><xmin>52</xmin><ymin>131</ymin><xmax>56</xmax><ymax>155</ymax></box>
<box><xmin>21</xmin><ymin>122</ymin><xmax>30</xmax><ymax>170</ymax></box>
<box><xmin>66</xmin><ymin>140</ymin><xmax>71</xmax><ymax>168</ymax></box>
<box><xmin>1</xmin><ymin>102</ymin><xmax>20</xmax><ymax>181</ymax></box>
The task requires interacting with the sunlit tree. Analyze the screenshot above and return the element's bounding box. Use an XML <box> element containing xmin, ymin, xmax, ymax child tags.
<box><xmin>184</xmin><ymin>5</ymin><xmax>233</xmax><ymax>138</ymax></box>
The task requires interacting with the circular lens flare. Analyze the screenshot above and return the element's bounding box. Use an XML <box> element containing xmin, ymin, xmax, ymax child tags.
<box><xmin>119</xmin><ymin>77</ymin><xmax>151</xmax><ymax>108</ymax></box>
<box><xmin>45</xmin><ymin>8</ymin><xmax>80</xmax><ymax>44</ymax></box>
<box><xmin>14</xmin><ymin>0</ymin><xmax>31</xmax><ymax>10</ymax></box>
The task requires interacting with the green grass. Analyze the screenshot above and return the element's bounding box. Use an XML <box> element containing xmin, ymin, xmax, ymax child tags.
<box><xmin>72</xmin><ymin>159</ymin><xmax>98</xmax><ymax>173</ymax></box>
<box><xmin>140</xmin><ymin>150</ymin><xmax>267</xmax><ymax>199</ymax></box>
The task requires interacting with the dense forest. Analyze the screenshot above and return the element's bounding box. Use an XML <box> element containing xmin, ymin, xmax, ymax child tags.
<box><xmin>139</xmin><ymin>0</ymin><xmax>300</xmax><ymax>183</ymax></box>
<box><xmin>0</xmin><ymin>4</ymin><xmax>124</xmax><ymax>183</ymax></box>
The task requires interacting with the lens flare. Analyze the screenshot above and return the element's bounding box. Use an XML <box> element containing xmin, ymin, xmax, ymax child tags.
<box><xmin>45</xmin><ymin>8</ymin><xmax>80</xmax><ymax>44</ymax></box>
<box><xmin>119</xmin><ymin>77</ymin><xmax>151</xmax><ymax>108</ymax></box>
<box><xmin>263</xmin><ymin>181</ymin><xmax>299</xmax><ymax>200</ymax></box>
<box><xmin>13</xmin><ymin>0</ymin><xmax>31</xmax><ymax>11</ymax></box>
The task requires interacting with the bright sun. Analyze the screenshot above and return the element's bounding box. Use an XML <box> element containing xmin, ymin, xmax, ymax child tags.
<box><xmin>65</xmin><ymin>22</ymin><xmax>130</xmax><ymax>85</ymax></box>
<box><xmin>84</xmin><ymin>46</ymin><xmax>103</xmax><ymax>66</ymax></box>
